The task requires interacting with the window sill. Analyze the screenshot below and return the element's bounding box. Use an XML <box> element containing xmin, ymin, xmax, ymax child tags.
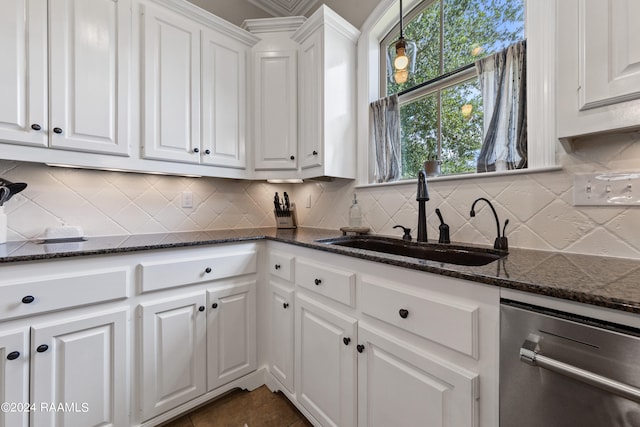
<box><xmin>356</xmin><ymin>165</ymin><xmax>563</xmax><ymax>189</ymax></box>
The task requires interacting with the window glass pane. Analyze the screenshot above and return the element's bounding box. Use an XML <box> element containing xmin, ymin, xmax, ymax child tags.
<box><xmin>443</xmin><ymin>0</ymin><xmax>524</xmax><ymax>72</ymax></box>
<box><xmin>441</xmin><ymin>79</ymin><xmax>483</xmax><ymax>174</ymax></box>
<box><xmin>387</xmin><ymin>2</ymin><xmax>440</xmax><ymax>95</ymax></box>
<box><xmin>400</xmin><ymin>94</ymin><xmax>438</xmax><ymax>180</ymax></box>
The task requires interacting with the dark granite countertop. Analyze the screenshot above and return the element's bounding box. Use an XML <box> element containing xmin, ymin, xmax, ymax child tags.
<box><xmin>1</xmin><ymin>227</ymin><xmax>640</xmax><ymax>314</ymax></box>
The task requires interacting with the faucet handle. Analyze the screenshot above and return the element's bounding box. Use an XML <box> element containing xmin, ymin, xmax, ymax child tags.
<box><xmin>495</xmin><ymin>219</ymin><xmax>509</xmax><ymax>251</ymax></box>
<box><xmin>393</xmin><ymin>225</ymin><xmax>412</xmax><ymax>241</ymax></box>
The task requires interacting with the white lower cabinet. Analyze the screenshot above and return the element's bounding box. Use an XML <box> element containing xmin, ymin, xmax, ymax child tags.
<box><xmin>357</xmin><ymin>324</ymin><xmax>478</xmax><ymax>427</ymax></box>
<box><xmin>207</xmin><ymin>282</ymin><xmax>257</xmax><ymax>391</ymax></box>
<box><xmin>140</xmin><ymin>292</ymin><xmax>207</xmax><ymax>421</ymax></box>
<box><xmin>0</xmin><ymin>328</ymin><xmax>29</xmax><ymax>427</ymax></box>
<box><xmin>139</xmin><ymin>281</ymin><xmax>257</xmax><ymax>421</ymax></box>
<box><xmin>295</xmin><ymin>292</ymin><xmax>357</xmax><ymax>427</ymax></box>
<box><xmin>269</xmin><ymin>282</ymin><xmax>295</xmax><ymax>393</ymax></box>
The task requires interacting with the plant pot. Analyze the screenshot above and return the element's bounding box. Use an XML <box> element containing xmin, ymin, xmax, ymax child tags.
<box><xmin>424</xmin><ymin>160</ymin><xmax>441</xmax><ymax>177</ymax></box>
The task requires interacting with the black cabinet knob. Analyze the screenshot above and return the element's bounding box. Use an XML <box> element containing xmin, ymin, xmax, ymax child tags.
<box><xmin>53</xmin><ymin>127</ymin><xmax>63</xmax><ymax>134</ymax></box>
<box><xmin>22</xmin><ymin>295</ymin><xmax>35</xmax><ymax>304</ymax></box>
<box><xmin>204</xmin><ymin>149</ymin><xmax>211</xmax><ymax>155</ymax></box>
<box><xmin>274</xmin><ymin>264</ymin><xmax>281</xmax><ymax>270</ymax></box>
<box><xmin>7</xmin><ymin>351</ymin><xmax>20</xmax><ymax>360</ymax></box>
<box><xmin>312</xmin><ymin>150</ymin><xmax>318</xmax><ymax>155</ymax></box>
<box><xmin>399</xmin><ymin>309</ymin><xmax>409</xmax><ymax>319</ymax></box>
<box><xmin>343</xmin><ymin>337</ymin><xmax>351</xmax><ymax>346</ymax></box>
<box><xmin>36</xmin><ymin>344</ymin><xmax>48</xmax><ymax>353</ymax></box>
<box><xmin>31</xmin><ymin>124</ymin><xmax>41</xmax><ymax>131</ymax></box>
<box><xmin>199</xmin><ymin>306</ymin><xmax>205</xmax><ymax>312</ymax></box>
<box><xmin>357</xmin><ymin>344</ymin><xmax>365</xmax><ymax>353</ymax></box>
<box><xmin>283</xmin><ymin>302</ymin><xmax>289</xmax><ymax>309</ymax></box>
<box><xmin>212</xmin><ymin>303</ymin><xmax>218</xmax><ymax>309</ymax></box>
<box><xmin>314</xmin><ymin>279</ymin><xmax>322</xmax><ymax>285</ymax></box>
<box><xmin>193</xmin><ymin>147</ymin><xmax>200</xmax><ymax>153</ymax></box>
<box><xmin>205</xmin><ymin>267</ymin><xmax>212</xmax><ymax>274</ymax></box>
<box><xmin>290</xmin><ymin>155</ymin><xmax>295</xmax><ymax>160</ymax></box>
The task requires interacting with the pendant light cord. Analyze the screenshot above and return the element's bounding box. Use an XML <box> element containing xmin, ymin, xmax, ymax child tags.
<box><xmin>399</xmin><ymin>0</ymin><xmax>404</xmax><ymax>38</ymax></box>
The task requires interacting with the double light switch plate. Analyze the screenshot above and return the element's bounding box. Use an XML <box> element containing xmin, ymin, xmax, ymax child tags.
<box><xmin>573</xmin><ymin>172</ymin><xmax>640</xmax><ymax>206</ymax></box>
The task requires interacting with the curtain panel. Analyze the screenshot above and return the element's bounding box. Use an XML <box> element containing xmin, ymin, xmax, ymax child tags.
<box><xmin>370</xmin><ymin>94</ymin><xmax>401</xmax><ymax>183</ymax></box>
<box><xmin>475</xmin><ymin>40</ymin><xmax>527</xmax><ymax>173</ymax></box>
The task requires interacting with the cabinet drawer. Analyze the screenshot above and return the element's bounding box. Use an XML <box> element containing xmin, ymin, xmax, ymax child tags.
<box><xmin>295</xmin><ymin>258</ymin><xmax>355</xmax><ymax>307</ymax></box>
<box><xmin>139</xmin><ymin>250</ymin><xmax>256</xmax><ymax>292</ymax></box>
<box><xmin>0</xmin><ymin>269</ymin><xmax>128</xmax><ymax>322</ymax></box>
<box><xmin>269</xmin><ymin>251</ymin><xmax>294</xmax><ymax>282</ymax></box>
<box><xmin>359</xmin><ymin>277</ymin><xmax>479</xmax><ymax>358</ymax></box>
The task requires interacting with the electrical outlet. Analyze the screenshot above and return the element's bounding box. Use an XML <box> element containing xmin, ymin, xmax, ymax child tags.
<box><xmin>181</xmin><ymin>191</ymin><xmax>193</xmax><ymax>208</ymax></box>
<box><xmin>573</xmin><ymin>173</ymin><xmax>640</xmax><ymax>206</ymax></box>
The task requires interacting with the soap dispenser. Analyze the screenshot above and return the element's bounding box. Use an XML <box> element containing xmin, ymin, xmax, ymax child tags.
<box><xmin>348</xmin><ymin>193</ymin><xmax>362</xmax><ymax>227</ymax></box>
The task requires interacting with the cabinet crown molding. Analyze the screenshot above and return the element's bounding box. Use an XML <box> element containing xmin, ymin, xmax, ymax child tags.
<box><xmin>291</xmin><ymin>5</ymin><xmax>360</xmax><ymax>44</ymax></box>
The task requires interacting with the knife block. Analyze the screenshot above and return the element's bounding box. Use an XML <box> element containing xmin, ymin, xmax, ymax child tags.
<box><xmin>274</xmin><ymin>205</ymin><xmax>297</xmax><ymax>229</ymax></box>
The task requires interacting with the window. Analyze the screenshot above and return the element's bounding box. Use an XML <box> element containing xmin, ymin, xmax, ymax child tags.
<box><xmin>381</xmin><ymin>0</ymin><xmax>525</xmax><ymax>180</ymax></box>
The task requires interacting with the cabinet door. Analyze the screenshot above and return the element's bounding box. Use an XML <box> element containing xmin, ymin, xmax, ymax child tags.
<box><xmin>253</xmin><ymin>50</ymin><xmax>298</xmax><ymax>170</ymax></box>
<box><xmin>0</xmin><ymin>328</ymin><xmax>29</xmax><ymax>427</ymax></box>
<box><xmin>140</xmin><ymin>293</ymin><xmax>207</xmax><ymax>420</ymax></box>
<box><xmin>357</xmin><ymin>324</ymin><xmax>478</xmax><ymax>427</ymax></box>
<box><xmin>202</xmin><ymin>30</ymin><xmax>247</xmax><ymax>169</ymax></box>
<box><xmin>49</xmin><ymin>0</ymin><xmax>130</xmax><ymax>155</ymax></box>
<box><xmin>30</xmin><ymin>309</ymin><xmax>128</xmax><ymax>427</ymax></box>
<box><xmin>295</xmin><ymin>293</ymin><xmax>357</xmax><ymax>427</ymax></box>
<box><xmin>269</xmin><ymin>282</ymin><xmax>294</xmax><ymax>392</ymax></box>
<box><xmin>207</xmin><ymin>282</ymin><xmax>256</xmax><ymax>391</ymax></box>
<box><xmin>298</xmin><ymin>31</ymin><xmax>323</xmax><ymax>170</ymax></box>
<box><xmin>141</xmin><ymin>1</ymin><xmax>201</xmax><ymax>163</ymax></box>
<box><xmin>0</xmin><ymin>0</ymin><xmax>47</xmax><ymax>147</ymax></box>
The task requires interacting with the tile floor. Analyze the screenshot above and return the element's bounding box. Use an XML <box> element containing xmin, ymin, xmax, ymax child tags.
<box><xmin>160</xmin><ymin>386</ymin><xmax>313</xmax><ymax>427</ymax></box>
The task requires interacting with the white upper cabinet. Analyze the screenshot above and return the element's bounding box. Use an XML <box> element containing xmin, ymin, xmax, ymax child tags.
<box><xmin>141</xmin><ymin>1</ymin><xmax>202</xmax><ymax>163</ymax></box>
<box><xmin>557</xmin><ymin>0</ymin><xmax>640</xmax><ymax>146</ymax></box>
<box><xmin>140</xmin><ymin>0</ymin><xmax>255</xmax><ymax>169</ymax></box>
<box><xmin>244</xmin><ymin>18</ymin><xmax>304</xmax><ymax>172</ymax></box>
<box><xmin>0</xmin><ymin>0</ymin><xmax>130</xmax><ymax>155</ymax></box>
<box><xmin>0</xmin><ymin>0</ymin><xmax>47</xmax><ymax>148</ymax></box>
<box><xmin>293</xmin><ymin>6</ymin><xmax>359</xmax><ymax>179</ymax></box>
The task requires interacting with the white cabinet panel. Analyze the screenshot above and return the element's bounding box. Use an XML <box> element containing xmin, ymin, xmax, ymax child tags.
<box><xmin>253</xmin><ymin>50</ymin><xmax>298</xmax><ymax>170</ymax></box>
<box><xmin>142</xmin><ymin>2</ymin><xmax>201</xmax><ymax>163</ymax></box>
<box><xmin>0</xmin><ymin>328</ymin><xmax>29</xmax><ymax>427</ymax></box>
<box><xmin>49</xmin><ymin>0</ymin><xmax>130</xmax><ymax>155</ymax></box>
<box><xmin>207</xmin><ymin>282</ymin><xmax>257</xmax><ymax>391</ymax></box>
<box><xmin>0</xmin><ymin>0</ymin><xmax>47</xmax><ymax>147</ymax></box>
<box><xmin>295</xmin><ymin>293</ymin><xmax>357</xmax><ymax>427</ymax></box>
<box><xmin>269</xmin><ymin>282</ymin><xmax>294</xmax><ymax>392</ymax></box>
<box><xmin>202</xmin><ymin>31</ymin><xmax>247</xmax><ymax>168</ymax></box>
<box><xmin>357</xmin><ymin>324</ymin><xmax>478</xmax><ymax>427</ymax></box>
<box><xmin>140</xmin><ymin>293</ymin><xmax>207</xmax><ymax>420</ymax></box>
<box><xmin>30</xmin><ymin>309</ymin><xmax>128</xmax><ymax>427</ymax></box>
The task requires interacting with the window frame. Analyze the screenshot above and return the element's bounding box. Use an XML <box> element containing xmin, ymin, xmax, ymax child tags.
<box><xmin>356</xmin><ymin>0</ymin><xmax>558</xmax><ymax>186</ymax></box>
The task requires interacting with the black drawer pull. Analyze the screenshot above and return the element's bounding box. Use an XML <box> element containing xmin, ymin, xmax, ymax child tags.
<box><xmin>357</xmin><ymin>344</ymin><xmax>365</xmax><ymax>353</ymax></box>
<box><xmin>205</xmin><ymin>267</ymin><xmax>212</xmax><ymax>274</ymax></box>
<box><xmin>31</xmin><ymin>123</ymin><xmax>41</xmax><ymax>131</ymax></box>
<box><xmin>290</xmin><ymin>155</ymin><xmax>295</xmax><ymax>160</ymax></box>
<box><xmin>36</xmin><ymin>344</ymin><xmax>48</xmax><ymax>353</ymax></box>
<box><xmin>283</xmin><ymin>302</ymin><xmax>289</xmax><ymax>309</ymax></box>
<box><xmin>399</xmin><ymin>309</ymin><xmax>409</xmax><ymax>319</ymax></box>
<box><xmin>274</xmin><ymin>264</ymin><xmax>281</xmax><ymax>270</ymax></box>
<box><xmin>212</xmin><ymin>303</ymin><xmax>218</xmax><ymax>309</ymax></box>
<box><xmin>343</xmin><ymin>337</ymin><xmax>351</xmax><ymax>346</ymax></box>
<box><xmin>53</xmin><ymin>127</ymin><xmax>63</xmax><ymax>134</ymax></box>
<box><xmin>22</xmin><ymin>295</ymin><xmax>35</xmax><ymax>304</ymax></box>
<box><xmin>314</xmin><ymin>279</ymin><xmax>322</xmax><ymax>286</ymax></box>
<box><xmin>199</xmin><ymin>306</ymin><xmax>205</xmax><ymax>312</ymax></box>
<box><xmin>7</xmin><ymin>351</ymin><xmax>20</xmax><ymax>360</ymax></box>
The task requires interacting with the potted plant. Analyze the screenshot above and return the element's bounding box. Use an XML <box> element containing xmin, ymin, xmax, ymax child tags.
<box><xmin>423</xmin><ymin>153</ymin><xmax>441</xmax><ymax>177</ymax></box>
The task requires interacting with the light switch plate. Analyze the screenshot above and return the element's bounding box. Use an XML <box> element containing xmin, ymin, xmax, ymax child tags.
<box><xmin>573</xmin><ymin>173</ymin><xmax>640</xmax><ymax>206</ymax></box>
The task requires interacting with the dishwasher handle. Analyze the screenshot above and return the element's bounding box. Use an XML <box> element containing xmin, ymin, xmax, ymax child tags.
<box><xmin>520</xmin><ymin>338</ymin><xmax>640</xmax><ymax>404</ymax></box>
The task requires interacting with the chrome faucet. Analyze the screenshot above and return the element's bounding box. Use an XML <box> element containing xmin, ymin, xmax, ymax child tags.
<box><xmin>416</xmin><ymin>170</ymin><xmax>430</xmax><ymax>242</ymax></box>
<box><xmin>470</xmin><ymin>197</ymin><xmax>509</xmax><ymax>251</ymax></box>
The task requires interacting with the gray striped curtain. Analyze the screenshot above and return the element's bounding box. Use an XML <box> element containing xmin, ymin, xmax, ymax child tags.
<box><xmin>371</xmin><ymin>94</ymin><xmax>401</xmax><ymax>183</ymax></box>
<box><xmin>475</xmin><ymin>40</ymin><xmax>527</xmax><ymax>173</ymax></box>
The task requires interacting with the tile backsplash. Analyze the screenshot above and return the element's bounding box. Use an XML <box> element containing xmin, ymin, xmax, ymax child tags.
<box><xmin>1</xmin><ymin>130</ymin><xmax>639</xmax><ymax>259</ymax></box>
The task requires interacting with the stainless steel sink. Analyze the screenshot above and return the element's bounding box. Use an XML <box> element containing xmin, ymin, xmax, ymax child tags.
<box><xmin>318</xmin><ymin>236</ymin><xmax>506</xmax><ymax>266</ymax></box>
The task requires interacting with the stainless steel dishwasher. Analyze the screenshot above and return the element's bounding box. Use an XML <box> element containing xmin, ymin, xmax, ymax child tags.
<box><xmin>500</xmin><ymin>300</ymin><xmax>640</xmax><ymax>427</ymax></box>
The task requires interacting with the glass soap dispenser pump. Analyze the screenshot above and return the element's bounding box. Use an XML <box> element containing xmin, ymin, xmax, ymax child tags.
<box><xmin>349</xmin><ymin>193</ymin><xmax>362</xmax><ymax>227</ymax></box>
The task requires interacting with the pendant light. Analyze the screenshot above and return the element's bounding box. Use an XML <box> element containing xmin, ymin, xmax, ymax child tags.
<box><xmin>390</xmin><ymin>0</ymin><xmax>416</xmax><ymax>84</ymax></box>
